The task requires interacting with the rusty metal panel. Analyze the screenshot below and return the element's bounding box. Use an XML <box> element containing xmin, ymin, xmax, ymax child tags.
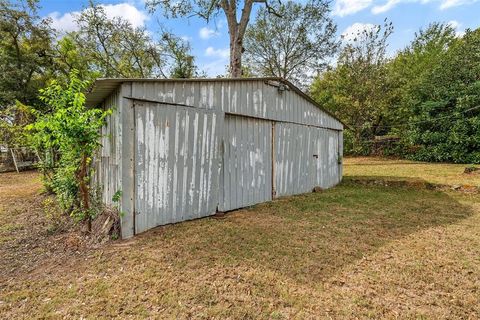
<box><xmin>219</xmin><ymin>115</ymin><xmax>272</xmax><ymax>212</ymax></box>
<box><xmin>134</xmin><ymin>102</ymin><xmax>223</xmax><ymax>234</ymax></box>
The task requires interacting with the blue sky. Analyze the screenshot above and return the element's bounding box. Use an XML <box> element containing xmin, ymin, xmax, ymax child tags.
<box><xmin>37</xmin><ymin>0</ymin><xmax>480</xmax><ymax>76</ymax></box>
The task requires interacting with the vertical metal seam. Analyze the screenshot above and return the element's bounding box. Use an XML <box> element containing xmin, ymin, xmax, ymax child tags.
<box><xmin>271</xmin><ymin>121</ymin><xmax>276</xmax><ymax>198</ymax></box>
<box><xmin>132</xmin><ymin>101</ymin><xmax>136</xmax><ymax>236</ymax></box>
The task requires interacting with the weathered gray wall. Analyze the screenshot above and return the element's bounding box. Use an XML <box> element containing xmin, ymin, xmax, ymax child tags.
<box><xmin>93</xmin><ymin>79</ymin><xmax>343</xmax><ymax>238</ymax></box>
<box><xmin>133</xmin><ymin>102</ymin><xmax>223</xmax><ymax>234</ymax></box>
<box><xmin>127</xmin><ymin>80</ymin><xmax>342</xmax><ymax>131</ymax></box>
<box><xmin>94</xmin><ymin>87</ymin><xmax>121</xmax><ymax>207</ymax></box>
<box><xmin>220</xmin><ymin>115</ymin><xmax>272</xmax><ymax>212</ymax></box>
<box><xmin>274</xmin><ymin>122</ymin><xmax>316</xmax><ymax>197</ymax></box>
<box><xmin>274</xmin><ymin>123</ymin><xmax>342</xmax><ymax>197</ymax></box>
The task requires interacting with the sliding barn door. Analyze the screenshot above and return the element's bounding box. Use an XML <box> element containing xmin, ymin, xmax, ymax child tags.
<box><xmin>219</xmin><ymin>115</ymin><xmax>272</xmax><ymax>212</ymax></box>
<box><xmin>134</xmin><ymin>102</ymin><xmax>223</xmax><ymax>234</ymax></box>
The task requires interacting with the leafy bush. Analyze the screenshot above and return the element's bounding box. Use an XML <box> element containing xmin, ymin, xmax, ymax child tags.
<box><xmin>27</xmin><ymin>70</ymin><xmax>111</xmax><ymax>230</ymax></box>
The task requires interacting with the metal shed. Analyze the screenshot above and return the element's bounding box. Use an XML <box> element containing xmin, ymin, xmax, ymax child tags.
<box><xmin>86</xmin><ymin>78</ymin><xmax>344</xmax><ymax>238</ymax></box>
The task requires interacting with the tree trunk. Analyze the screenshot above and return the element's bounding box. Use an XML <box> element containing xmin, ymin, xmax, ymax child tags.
<box><xmin>230</xmin><ymin>37</ymin><xmax>243</xmax><ymax>77</ymax></box>
<box><xmin>222</xmin><ymin>0</ymin><xmax>254</xmax><ymax>78</ymax></box>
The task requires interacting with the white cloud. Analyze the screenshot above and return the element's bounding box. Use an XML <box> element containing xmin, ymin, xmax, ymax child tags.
<box><xmin>199</xmin><ymin>27</ymin><xmax>220</xmax><ymax>39</ymax></box>
<box><xmin>439</xmin><ymin>0</ymin><xmax>478</xmax><ymax>8</ymax></box>
<box><xmin>333</xmin><ymin>0</ymin><xmax>373</xmax><ymax>17</ymax></box>
<box><xmin>448</xmin><ymin>20</ymin><xmax>465</xmax><ymax>37</ymax></box>
<box><xmin>205</xmin><ymin>47</ymin><xmax>230</xmax><ymax>59</ymax></box>
<box><xmin>371</xmin><ymin>0</ymin><xmax>402</xmax><ymax>13</ymax></box>
<box><xmin>368</xmin><ymin>0</ymin><xmax>479</xmax><ymax>14</ymax></box>
<box><xmin>48</xmin><ymin>11</ymin><xmax>78</xmax><ymax>33</ymax></box>
<box><xmin>48</xmin><ymin>3</ymin><xmax>148</xmax><ymax>33</ymax></box>
<box><xmin>448</xmin><ymin>20</ymin><xmax>461</xmax><ymax>29</ymax></box>
<box><xmin>202</xmin><ymin>60</ymin><xmax>228</xmax><ymax>77</ymax></box>
<box><xmin>341</xmin><ymin>23</ymin><xmax>376</xmax><ymax>42</ymax></box>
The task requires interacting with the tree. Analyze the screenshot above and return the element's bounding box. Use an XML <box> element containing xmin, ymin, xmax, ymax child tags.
<box><xmin>243</xmin><ymin>0</ymin><xmax>338</xmax><ymax>86</ymax></box>
<box><xmin>52</xmin><ymin>34</ymin><xmax>100</xmax><ymax>83</ymax></box>
<box><xmin>60</xmin><ymin>3</ymin><xmax>200</xmax><ymax>80</ymax></box>
<box><xmin>146</xmin><ymin>0</ymin><xmax>280</xmax><ymax>77</ymax></box>
<box><xmin>160</xmin><ymin>32</ymin><xmax>202</xmax><ymax>78</ymax></box>
<box><xmin>68</xmin><ymin>3</ymin><xmax>167</xmax><ymax>78</ymax></box>
<box><xmin>27</xmin><ymin>71</ymin><xmax>112</xmax><ymax>231</ymax></box>
<box><xmin>0</xmin><ymin>0</ymin><xmax>54</xmax><ymax>110</ymax></box>
<box><xmin>386</xmin><ymin>23</ymin><xmax>456</xmax><ymax>126</ymax></box>
<box><xmin>394</xmin><ymin>26</ymin><xmax>480</xmax><ymax>163</ymax></box>
<box><xmin>311</xmin><ymin>20</ymin><xmax>393</xmax><ymax>154</ymax></box>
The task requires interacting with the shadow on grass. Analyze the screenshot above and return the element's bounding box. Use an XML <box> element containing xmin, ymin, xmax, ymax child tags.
<box><xmin>140</xmin><ymin>176</ymin><xmax>474</xmax><ymax>285</ymax></box>
<box><xmin>1</xmin><ymin>173</ymin><xmax>477</xmax><ymax>318</ymax></box>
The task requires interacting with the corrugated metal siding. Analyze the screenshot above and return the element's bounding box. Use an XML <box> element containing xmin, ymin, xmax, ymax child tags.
<box><xmin>274</xmin><ymin>123</ymin><xmax>315</xmax><ymax>197</ymax></box>
<box><xmin>275</xmin><ymin>123</ymin><xmax>342</xmax><ymax>196</ymax></box>
<box><xmin>95</xmin><ymin>87</ymin><xmax>121</xmax><ymax>206</ymax></box>
<box><xmin>91</xmin><ymin>80</ymin><xmax>344</xmax><ymax>238</ymax></box>
<box><xmin>134</xmin><ymin>102</ymin><xmax>223</xmax><ymax>234</ymax></box>
<box><xmin>312</xmin><ymin>128</ymin><xmax>341</xmax><ymax>189</ymax></box>
<box><xmin>339</xmin><ymin>131</ymin><xmax>344</xmax><ymax>179</ymax></box>
<box><xmin>220</xmin><ymin>115</ymin><xmax>272</xmax><ymax>212</ymax></box>
<box><xmin>129</xmin><ymin>80</ymin><xmax>343</xmax><ymax>131</ymax></box>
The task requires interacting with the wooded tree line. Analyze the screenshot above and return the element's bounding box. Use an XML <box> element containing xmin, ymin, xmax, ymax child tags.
<box><xmin>311</xmin><ymin>22</ymin><xmax>480</xmax><ymax>163</ymax></box>
<box><xmin>1</xmin><ymin>0</ymin><xmax>479</xmax><ymax>164</ymax></box>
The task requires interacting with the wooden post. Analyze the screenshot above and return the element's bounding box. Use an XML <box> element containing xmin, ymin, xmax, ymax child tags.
<box><xmin>10</xmin><ymin>148</ymin><xmax>19</xmax><ymax>173</ymax></box>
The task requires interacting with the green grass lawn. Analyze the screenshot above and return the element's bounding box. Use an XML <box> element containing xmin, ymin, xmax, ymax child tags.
<box><xmin>344</xmin><ymin>156</ymin><xmax>480</xmax><ymax>186</ymax></box>
<box><xmin>0</xmin><ymin>163</ymin><xmax>479</xmax><ymax>319</ymax></box>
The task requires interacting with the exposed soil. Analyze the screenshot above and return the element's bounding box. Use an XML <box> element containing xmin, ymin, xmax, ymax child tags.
<box><xmin>0</xmin><ymin>172</ymin><xmax>91</xmax><ymax>282</ymax></box>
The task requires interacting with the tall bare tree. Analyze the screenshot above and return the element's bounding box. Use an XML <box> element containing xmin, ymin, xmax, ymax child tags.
<box><xmin>146</xmin><ymin>0</ymin><xmax>280</xmax><ymax>77</ymax></box>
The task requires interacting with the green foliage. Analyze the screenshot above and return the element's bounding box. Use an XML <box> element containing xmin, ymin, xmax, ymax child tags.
<box><xmin>70</xmin><ymin>3</ymin><xmax>166</xmax><ymax>78</ymax></box>
<box><xmin>52</xmin><ymin>34</ymin><xmax>101</xmax><ymax>83</ymax></box>
<box><xmin>0</xmin><ymin>101</ymin><xmax>33</xmax><ymax>147</ymax></box>
<box><xmin>111</xmin><ymin>190</ymin><xmax>125</xmax><ymax>218</ymax></box>
<box><xmin>244</xmin><ymin>0</ymin><xmax>338</xmax><ymax>86</ymax></box>
<box><xmin>160</xmin><ymin>31</ymin><xmax>202</xmax><ymax>78</ymax></box>
<box><xmin>313</xmin><ymin>22</ymin><xmax>480</xmax><ymax>163</ymax></box>
<box><xmin>0</xmin><ymin>0</ymin><xmax>54</xmax><ymax>111</ymax></box>
<box><xmin>391</xmin><ymin>26</ymin><xmax>480</xmax><ymax>163</ymax></box>
<box><xmin>112</xmin><ymin>190</ymin><xmax>122</xmax><ymax>204</ymax></box>
<box><xmin>311</xmin><ymin>20</ymin><xmax>394</xmax><ymax>155</ymax></box>
<box><xmin>27</xmin><ymin>70</ymin><xmax>111</xmax><ymax>226</ymax></box>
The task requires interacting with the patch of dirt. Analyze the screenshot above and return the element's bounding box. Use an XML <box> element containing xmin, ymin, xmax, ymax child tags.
<box><xmin>464</xmin><ymin>166</ymin><xmax>480</xmax><ymax>175</ymax></box>
<box><xmin>0</xmin><ymin>171</ymin><xmax>116</xmax><ymax>283</ymax></box>
<box><xmin>346</xmin><ymin>176</ymin><xmax>479</xmax><ymax>194</ymax></box>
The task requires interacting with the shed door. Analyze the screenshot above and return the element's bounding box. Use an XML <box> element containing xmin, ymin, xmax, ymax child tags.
<box><xmin>311</xmin><ymin>128</ymin><xmax>340</xmax><ymax>189</ymax></box>
<box><xmin>219</xmin><ymin>115</ymin><xmax>272</xmax><ymax>211</ymax></box>
<box><xmin>274</xmin><ymin>122</ymin><xmax>315</xmax><ymax>197</ymax></box>
<box><xmin>134</xmin><ymin>102</ymin><xmax>223</xmax><ymax>234</ymax></box>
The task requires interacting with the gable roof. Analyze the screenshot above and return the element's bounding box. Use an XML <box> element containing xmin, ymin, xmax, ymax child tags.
<box><xmin>85</xmin><ymin>77</ymin><xmax>344</xmax><ymax>127</ymax></box>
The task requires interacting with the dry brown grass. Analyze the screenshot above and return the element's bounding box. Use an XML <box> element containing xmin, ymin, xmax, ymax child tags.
<box><xmin>344</xmin><ymin>156</ymin><xmax>480</xmax><ymax>187</ymax></box>
<box><xmin>0</xmin><ymin>168</ymin><xmax>479</xmax><ymax>319</ymax></box>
